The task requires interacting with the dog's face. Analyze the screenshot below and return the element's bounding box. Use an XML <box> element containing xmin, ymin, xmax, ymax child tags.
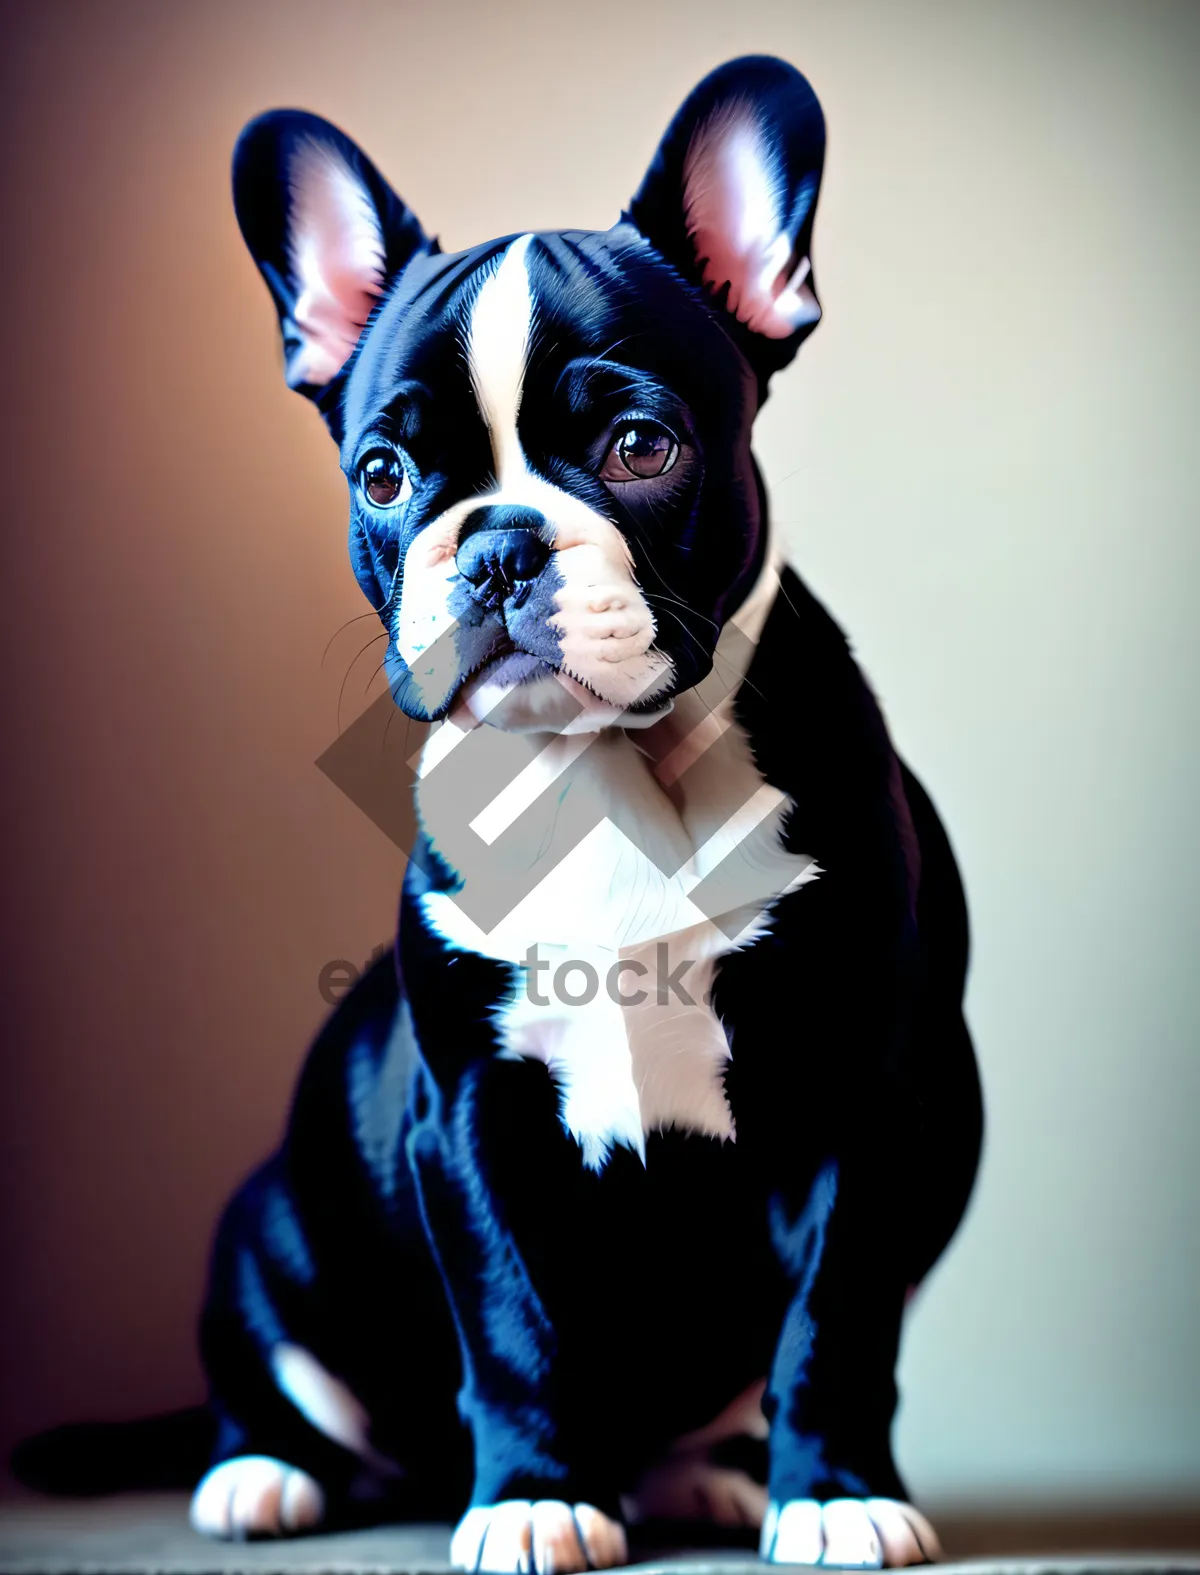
<box><xmin>234</xmin><ymin>57</ymin><xmax>824</xmax><ymax>730</ymax></box>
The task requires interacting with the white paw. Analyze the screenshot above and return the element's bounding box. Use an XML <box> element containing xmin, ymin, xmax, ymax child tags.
<box><xmin>761</xmin><ymin>1497</ymin><xmax>941</xmax><ymax>1567</ymax></box>
<box><xmin>190</xmin><ymin>1455</ymin><xmax>325</xmax><ymax>1539</ymax></box>
<box><xmin>451</xmin><ymin>1499</ymin><xmax>628</xmax><ymax>1574</ymax></box>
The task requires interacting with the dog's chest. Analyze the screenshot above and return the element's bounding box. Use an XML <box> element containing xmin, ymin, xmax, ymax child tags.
<box><xmin>416</xmin><ymin>597</ymin><xmax>818</xmax><ymax>1171</ymax></box>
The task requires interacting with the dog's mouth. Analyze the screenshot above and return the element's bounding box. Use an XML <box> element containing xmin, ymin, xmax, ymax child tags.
<box><xmin>454</xmin><ymin>643</ymin><xmax>586</xmax><ymax>733</ymax></box>
<box><xmin>449</xmin><ymin>641</ymin><xmax>672</xmax><ymax>734</ymax></box>
<box><xmin>470</xmin><ymin>648</ymin><xmax>556</xmax><ymax>689</ymax></box>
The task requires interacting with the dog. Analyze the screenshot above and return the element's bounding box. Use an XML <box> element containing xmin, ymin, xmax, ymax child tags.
<box><xmin>190</xmin><ymin>56</ymin><xmax>983</xmax><ymax>1571</ymax></box>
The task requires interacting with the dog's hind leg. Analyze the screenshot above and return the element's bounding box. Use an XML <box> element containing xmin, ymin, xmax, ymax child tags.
<box><xmin>193</xmin><ymin>1337</ymin><xmax>416</xmax><ymax>1536</ymax></box>
<box><xmin>191</xmin><ymin>1452</ymin><xmax>326</xmax><ymax>1539</ymax></box>
<box><xmin>193</xmin><ymin>954</ymin><xmax>467</xmax><ymax>1537</ymax></box>
<box><xmin>193</xmin><ymin>1157</ymin><xmax>410</xmax><ymax>1537</ymax></box>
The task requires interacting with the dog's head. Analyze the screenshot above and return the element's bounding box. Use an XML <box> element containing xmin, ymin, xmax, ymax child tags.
<box><xmin>234</xmin><ymin>57</ymin><xmax>824</xmax><ymax>732</ymax></box>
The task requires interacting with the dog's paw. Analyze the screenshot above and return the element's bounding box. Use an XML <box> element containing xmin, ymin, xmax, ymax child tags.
<box><xmin>190</xmin><ymin>1455</ymin><xmax>325</xmax><ymax>1539</ymax></box>
<box><xmin>760</xmin><ymin>1498</ymin><xmax>941</xmax><ymax>1567</ymax></box>
<box><xmin>451</xmin><ymin>1499</ymin><xmax>627</xmax><ymax>1574</ymax></box>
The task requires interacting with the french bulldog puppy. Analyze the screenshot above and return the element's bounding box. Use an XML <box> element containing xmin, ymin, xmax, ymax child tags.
<box><xmin>194</xmin><ymin>56</ymin><xmax>982</xmax><ymax>1572</ymax></box>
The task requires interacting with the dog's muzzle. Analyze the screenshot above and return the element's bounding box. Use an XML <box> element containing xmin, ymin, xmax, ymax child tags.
<box><xmin>455</xmin><ymin>505</ymin><xmax>551</xmax><ymax>614</ymax></box>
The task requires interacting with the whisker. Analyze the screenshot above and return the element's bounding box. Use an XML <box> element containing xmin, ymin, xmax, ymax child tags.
<box><xmin>380</xmin><ymin>685</ymin><xmax>427</xmax><ymax>767</ymax></box>
<box><xmin>644</xmin><ymin>589</ymin><xmax>720</xmax><ymax>635</ymax></box>
<box><xmin>363</xmin><ymin>656</ymin><xmax>392</xmax><ymax>697</ymax></box>
<box><xmin>322</xmin><ymin>610</ymin><xmax>384</xmax><ymax>666</ymax></box>
<box><xmin>711</xmin><ymin>643</ymin><xmax>766</xmax><ymax>704</ymax></box>
<box><xmin>638</xmin><ymin>560</ymin><xmax>722</xmax><ymax>632</ymax></box>
<box><xmin>337</xmin><ymin>632</ymin><xmax>388</xmax><ymax>733</ymax></box>
<box><xmin>767</xmin><ymin>462</ymin><xmax>811</xmax><ymax>491</ymax></box>
<box><xmin>648</xmin><ymin>601</ymin><xmax>714</xmax><ymax>667</ymax></box>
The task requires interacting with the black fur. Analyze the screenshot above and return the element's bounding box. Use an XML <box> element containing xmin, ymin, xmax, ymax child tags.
<box><xmin>214</xmin><ymin>52</ymin><xmax>983</xmax><ymax>1542</ymax></box>
<box><xmin>17</xmin><ymin>57</ymin><xmax>985</xmax><ymax>1559</ymax></box>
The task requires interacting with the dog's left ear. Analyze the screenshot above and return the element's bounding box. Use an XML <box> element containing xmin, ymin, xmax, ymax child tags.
<box><xmin>232</xmin><ymin>109</ymin><xmax>433</xmax><ymax>407</ymax></box>
<box><xmin>628</xmin><ymin>56</ymin><xmax>825</xmax><ymax>384</ymax></box>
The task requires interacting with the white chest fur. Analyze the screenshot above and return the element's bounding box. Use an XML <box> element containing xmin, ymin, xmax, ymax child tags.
<box><xmin>414</xmin><ymin>568</ymin><xmax>818</xmax><ymax>1170</ymax></box>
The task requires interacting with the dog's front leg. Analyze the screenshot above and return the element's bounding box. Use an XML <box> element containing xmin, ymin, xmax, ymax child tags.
<box><xmin>760</xmin><ymin>1156</ymin><xmax>941</xmax><ymax>1569</ymax></box>
<box><xmin>406</xmin><ymin>1065</ymin><xmax>627</xmax><ymax>1575</ymax></box>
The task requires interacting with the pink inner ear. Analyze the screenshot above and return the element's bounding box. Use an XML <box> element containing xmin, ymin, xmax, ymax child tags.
<box><xmin>287</xmin><ymin>141</ymin><xmax>386</xmax><ymax>386</ymax></box>
<box><xmin>682</xmin><ymin>107</ymin><xmax>820</xmax><ymax>341</ymax></box>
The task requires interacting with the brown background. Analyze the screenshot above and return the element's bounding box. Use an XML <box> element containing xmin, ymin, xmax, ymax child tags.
<box><xmin>1</xmin><ymin>0</ymin><xmax>1197</xmax><ymax>1510</ymax></box>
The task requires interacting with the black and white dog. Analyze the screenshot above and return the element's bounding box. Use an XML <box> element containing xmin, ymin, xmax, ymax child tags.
<box><xmin>194</xmin><ymin>56</ymin><xmax>983</xmax><ymax>1571</ymax></box>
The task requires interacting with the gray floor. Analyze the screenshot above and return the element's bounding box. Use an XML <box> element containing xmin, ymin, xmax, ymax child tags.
<box><xmin>1</xmin><ymin>1497</ymin><xmax>1199</xmax><ymax>1575</ymax></box>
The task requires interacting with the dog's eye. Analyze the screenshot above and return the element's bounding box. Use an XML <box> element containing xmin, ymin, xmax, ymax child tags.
<box><xmin>358</xmin><ymin>449</ymin><xmax>410</xmax><ymax>508</ymax></box>
<box><xmin>601</xmin><ymin>421</ymin><xmax>679</xmax><ymax>482</ymax></box>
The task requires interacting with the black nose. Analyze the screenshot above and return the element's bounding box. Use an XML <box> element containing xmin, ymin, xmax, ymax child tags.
<box><xmin>456</xmin><ymin>505</ymin><xmax>551</xmax><ymax>611</ymax></box>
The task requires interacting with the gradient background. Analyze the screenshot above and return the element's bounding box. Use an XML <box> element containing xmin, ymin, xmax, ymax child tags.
<box><xmin>1</xmin><ymin>0</ymin><xmax>1197</xmax><ymax>1515</ymax></box>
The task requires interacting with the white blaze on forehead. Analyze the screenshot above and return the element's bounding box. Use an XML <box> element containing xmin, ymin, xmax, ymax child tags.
<box><xmin>397</xmin><ymin>230</ymin><xmax>674</xmax><ymax>719</ymax></box>
<box><xmin>467</xmin><ymin>233</ymin><xmax>536</xmax><ymax>482</ymax></box>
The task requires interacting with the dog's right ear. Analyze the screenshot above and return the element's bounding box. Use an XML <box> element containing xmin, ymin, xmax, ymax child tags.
<box><xmin>232</xmin><ymin>110</ymin><xmax>433</xmax><ymax>406</ymax></box>
<box><xmin>627</xmin><ymin>57</ymin><xmax>824</xmax><ymax>389</ymax></box>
